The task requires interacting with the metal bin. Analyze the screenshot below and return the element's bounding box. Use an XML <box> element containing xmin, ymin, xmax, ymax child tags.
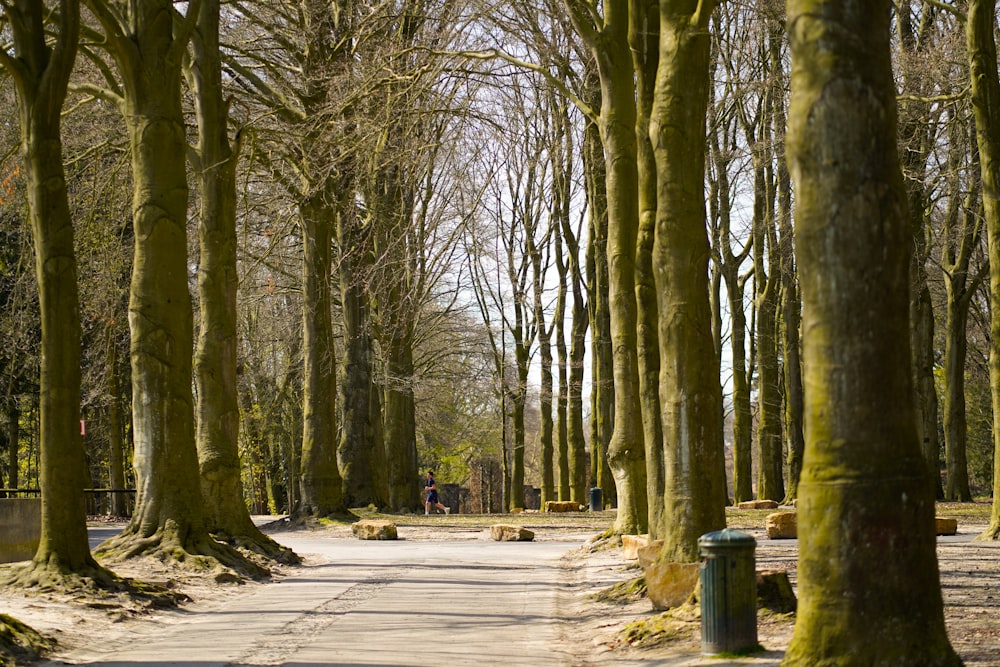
<box><xmin>698</xmin><ymin>528</ymin><xmax>757</xmax><ymax>655</ymax></box>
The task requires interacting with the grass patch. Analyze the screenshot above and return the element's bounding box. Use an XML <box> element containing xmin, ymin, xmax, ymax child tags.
<box><xmin>0</xmin><ymin>614</ymin><xmax>53</xmax><ymax>667</ymax></box>
<box><xmin>934</xmin><ymin>501</ymin><xmax>991</xmax><ymax>523</ymax></box>
<box><xmin>592</xmin><ymin>575</ymin><xmax>646</xmax><ymax>605</ymax></box>
<box><xmin>619</xmin><ymin>607</ymin><xmax>699</xmax><ymax>648</ymax></box>
<box><xmin>725</xmin><ymin>501</ymin><xmax>991</xmax><ymax>531</ymax></box>
<box><xmin>712</xmin><ymin>643</ymin><xmax>766</xmax><ymax>658</ymax></box>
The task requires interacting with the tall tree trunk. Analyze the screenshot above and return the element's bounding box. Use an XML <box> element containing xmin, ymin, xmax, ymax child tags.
<box><xmin>106</xmin><ymin>338</ymin><xmax>127</xmax><ymax>517</ymax></box>
<box><xmin>554</xmin><ymin>227</ymin><xmax>571</xmax><ymax>502</ymax></box>
<box><xmin>597</xmin><ymin>0</ymin><xmax>647</xmax><ymax>535</ymax></box>
<box><xmin>770</xmin><ymin>11</ymin><xmax>805</xmax><ymax>503</ymax></box>
<box><xmin>299</xmin><ymin>193</ymin><xmax>345</xmax><ymax>516</ymax></box>
<box><xmin>709</xmin><ymin>100</ymin><xmax>752</xmax><ymax>503</ymax></box>
<box><xmin>1</xmin><ymin>0</ymin><xmax>101</xmax><ymax>580</ymax></box>
<box><xmin>942</xmin><ymin>124</ymin><xmax>981</xmax><ymax>503</ymax></box>
<box><xmin>580</xmin><ymin>64</ymin><xmax>614</xmax><ymax>504</ymax></box>
<box><xmin>564</xmin><ymin>129</ymin><xmax>591</xmax><ymax>505</ymax></box>
<box><xmin>943</xmin><ymin>282</ymin><xmax>974</xmax><ymax>501</ymax></box>
<box><xmin>84</xmin><ymin>0</ymin><xmax>256</xmax><ymax>572</ymax></box>
<box><xmin>567</xmin><ymin>285</ymin><xmax>589</xmax><ymax>506</ymax></box>
<box><xmin>188</xmin><ymin>0</ymin><xmax>296</xmax><ymax>562</ymax></box>
<box><xmin>968</xmin><ymin>0</ymin><xmax>1000</xmax><ymax>542</ymax></box>
<box><xmin>337</xmin><ymin>232</ymin><xmax>380</xmax><ymax>508</ymax></box>
<box><xmin>782</xmin><ymin>1</ymin><xmax>960</xmax><ymax>662</ymax></box>
<box><xmin>384</xmin><ymin>335</ymin><xmax>420</xmax><ymax>511</ymax></box>
<box><xmin>898</xmin><ymin>2</ymin><xmax>944</xmax><ymax>502</ymax></box>
<box><xmin>650</xmin><ymin>0</ymin><xmax>726</xmax><ymax>562</ymax></box>
<box><xmin>631</xmin><ymin>0</ymin><xmax>663</xmax><ymax>539</ymax></box>
<box><xmin>753</xmin><ymin>153</ymin><xmax>784</xmax><ymax>503</ymax></box>
<box><xmin>533</xmin><ymin>254</ymin><xmax>555</xmax><ymax>506</ymax></box>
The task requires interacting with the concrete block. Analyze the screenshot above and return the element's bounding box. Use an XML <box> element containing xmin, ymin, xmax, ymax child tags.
<box><xmin>0</xmin><ymin>498</ymin><xmax>40</xmax><ymax>563</ymax></box>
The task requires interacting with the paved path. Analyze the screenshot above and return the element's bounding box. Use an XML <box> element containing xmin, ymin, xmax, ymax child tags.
<box><xmin>54</xmin><ymin>532</ymin><xmax>589</xmax><ymax>667</ymax></box>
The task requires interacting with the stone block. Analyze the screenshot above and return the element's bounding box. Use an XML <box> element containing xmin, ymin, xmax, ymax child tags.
<box><xmin>737</xmin><ymin>500</ymin><xmax>779</xmax><ymax>510</ymax></box>
<box><xmin>351</xmin><ymin>519</ymin><xmax>398</xmax><ymax>540</ymax></box>
<box><xmin>621</xmin><ymin>534</ymin><xmax>649</xmax><ymax>561</ymax></box>
<box><xmin>936</xmin><ymin>517</ymin><xmax>958</xmax><ymax>536</ymax></box>
<box><xmin>756</xmin><ymin>569</ymin><xmax>797</xmax><ymax>613</ymax></box>
<box><xmin>490</xmin><ymin>524</ymin><xmax>534</xmax><ymax>541</ymax></box>
<box><xmin>0</xmin><ymin>498</ymin><xmax>40</xmax><ymax>563</ymax></box>
<box><xmin>636</xmin><ymin>540</ymin><xmax>665</xmax><ymax>570</ymax></box>
<box><xmin>544</xmin><ymin>501</ymin><xmax>583</xmax><ymax>513</ymax></box>
<box><xmin>643</xmin><ymin>561</ymin><xmax>700</xmax><ymax>610</ymax></box>
<box><xmin>766</xmin><ymin>511</ymin><xmax>797</xmax><ymax>539</ymax></box>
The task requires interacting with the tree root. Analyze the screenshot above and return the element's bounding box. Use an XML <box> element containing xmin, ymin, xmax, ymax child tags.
<box><xmin>0</xmin><ymin>614</ymin><xmax>53</xmax><ymax>667</ymax></box>
<box><xmin>0</xmin><ymin>560</ymin><xmax>187</xmax><ymax>610</ymax></box>
<box><xmin>975</xmin><ymin>522</ymin><xmax>1000</xmax><ymax>541</ymax></box>
<box><xmin>213</xmin><ymin>530</ymin><xmax>301</xmax><ymax>566</ymax></box>
<box><xmin>95</xmin><ymin>525</ymin><xmax>270</xmax><ymax>581</ymax></box>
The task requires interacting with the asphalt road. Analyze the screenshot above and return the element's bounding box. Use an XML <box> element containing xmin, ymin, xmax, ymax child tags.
<box><xmin>62</xmin><ymin>530</ymin><xmax>590</xmax><ymax>667</ymax></box>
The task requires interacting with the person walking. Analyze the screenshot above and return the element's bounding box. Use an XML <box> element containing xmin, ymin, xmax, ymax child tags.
<box><xmin>424</xmin><ymin>471</ymin><xmax>450</xmax><ymax>515</ymax></box>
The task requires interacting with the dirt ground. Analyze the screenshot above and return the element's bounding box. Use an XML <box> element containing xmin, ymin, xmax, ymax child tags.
<box><xmin>565</xmin><ymin>521</ymin><xmax>1000</xmax><ymax>666</ymax></box>
<box><xmin>2</xmin><ymin>508</ymin><xmax>999</xmax><ymax>666</ymax></box>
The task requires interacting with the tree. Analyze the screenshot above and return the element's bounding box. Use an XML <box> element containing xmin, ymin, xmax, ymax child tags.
<box><xmin>0</xmin><ymin>0</ymin><xmax>108</xmax><ymax>583</ymax></box>
<box><xmin>650</xmin><ymin>0</ymin><xmax>727</xmax><ymax>561</ymax></box>
<box><xmin>782</xmin><ymin>0</ymin><xmax>960</xmax><ymax>662</ymax></box>
<box><xmin>83</xmin><ymin>0</ymin><xmax>259</xmax><ymax>573</ymax></box>
<box><xmin>224</xmin><ymin>0</ymin><xmax>351</xmax><ymax>518</ymax></box>
<box><xmin>187</xmin><ymin>0</ymin><xmax>297</xmax><ymax>562</ymax></box>
<box><xmin>564</xmin><ymin>0</ymin><xmax>647</xmax><ymax>535</ymax></box>
<box><xmin>710</xmin><ymin>9</ymin><xmax>754</xmax><ymax>504</ymax></box>
<box><xmin>941</xmin><ymin>109</ymin><xmax>985</xmax><ymax>503</ymax></box>
<box><xmin>966</xmin><ymin>0</ymin><xmax>1000</xmax><ymax>541</ymax></box>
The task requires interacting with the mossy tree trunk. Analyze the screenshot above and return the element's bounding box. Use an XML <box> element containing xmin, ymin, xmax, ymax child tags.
<box><xmin>531</xmin><ymin>227</ymin><xmax>555</xmax><ymax>506</ymax></box>
<box><xmin>782</xmin><ymin>1</ymin><xmax>960</xmax><ymax>663</ymax></box>
<box><xmin>708</xmin><ymin>97</ymin><xmax>753</xmax><ymax>504</ymax></box>
<box><xmin>631</xmin><ymin>0</ymin><xmax>664</xmax><ymax>539</ymax></box>
<box><xmin>650</xmin><ymin>0</ymin><xmax>726</xmax><ymax>562</ymax></box>
<box><xmin>337</xmin><ymin>208</ymin><xmax>381</xmax><ymax>509</ymax></box>
<box><xmin>295</xmin><ymin>0</ymin><xmax>351</xmax><ymax>519</ymax></box>
<box><xmin>299</xmin><ymin>190</ymin><xmax>345</xmax><ymax>517</ymax></box>
<box><xmin>568</xmin><ymin>111</ymin><xmax>593</xmax><ymax>505</ymax></box>
<box><xmin>554</xmin><ymin>216</ymin><xmax>571</xmax><ymax>502</ymax></box>
<box><xmin>370</xmin><ymin>164</ymin><xmax>420</xmax><ymax>513</ymax></box>
<box><xmin>188</xmin><ymin>0</ymin><xmax>297</xmax><ymax>562</ymax></box>
<box><xmin>771</xmin><ymin>18</ymin><xmax>804</xmax><ymax>504</ymax></box>
<box><xmin>966</xmin><ymin>0</ymin><xmax>1000</xmax><ymax>541</ymax></box>
<box><xmin>898</xmin><ymin>2</ymin><xmax>944</xmax><ymax>501</ymax></box>
<box><xmin>750</xmin><ymin>124</ymin><xmax>784</xmax><ymax>503</ymax></box>
<box><xmin>566</xmin><ymin>0</ymin><xmax>647</xmax><ymax>534</ymax></box>
<box><xmin>383</xmin><ymin>333</ymin><xmax>419</xmax><ymax>511</ymax></box>
<box><xmin>0</xmin><ymin>0</ymin><xmax>104</xmax><ymax>579</ymax></box>
<box><xmin>941</xmin><ymin>120</ymin><xmax>982</xmax><ymax>503</ymax></box>
<box><xmin>510</xmin><ymin>334</ymin><xmax>530</xmax><ymax>511</ymax></box>
<box><xmin>106</xmin><ymin>339</ymin><xmax>128</xmax><ymax>516</ymax></box>
<box><xmin>582</xmin><ymin>65</ymin><xmax>614</xmax><ymax>504</ymax></box>
<box><xmin>85</xmin><ymin>0</ymin><xmax>257</xmax><ymax>572</ymax></box>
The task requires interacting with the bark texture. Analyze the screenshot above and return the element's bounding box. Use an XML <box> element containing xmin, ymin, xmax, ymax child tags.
<box><xmin>1</xmin><ymin>0</ymin><xmax>102</xmax><ymax>579</ymax></box>
<box><xmin>967</xmin><ymin>0</ymin><xmax>1000</xmax><ymax>541</ymax></box>
<box><xmin>782</xmin><ymin>1</ymin><xmax>960</xmax><ymax>663</ymax></box>
<box><xmin>650</xmin><ymin>0</ymin><xmax>726</xmax><ymax>563</ymax></box>
<box><xmin>189</xmin><ymin>0</ymin><xmax>298</xmax><ymax>563</ymax></box>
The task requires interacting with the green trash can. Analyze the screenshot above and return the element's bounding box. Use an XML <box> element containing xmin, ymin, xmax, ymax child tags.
<box><xmin>698</xmin><ymin>528</ymin><xmax>757</xmax><ymax>655</ymax></box>
<box><xmin>589</xmin><ymin>487</ymin><xmax>602</xmax><ymax>512</ymax></box>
